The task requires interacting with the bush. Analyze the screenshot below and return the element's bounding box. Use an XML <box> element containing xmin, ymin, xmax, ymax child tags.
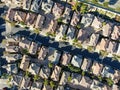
<box><xmin>68</xmin><ymin>64</ymin><xmax>81</xmax><ymax>72</ymax></box>
<box><xmin>106</xmin><ymin>78</ymin><xmax>113</xmax><ymax>86</ymax></box>
<box><xmin>44</xmin><ymin>79</ymin><xmax>48</xmax><ymax>86</ymax></box>
<box><xmin>33</xmin><ymin>75</ymin><xmax>40</xmax><ymax>81</ymax></box>
<box><xmin>67</xmin><ymin>76</ymin><xmax>72</xmax><ymax>82</ymax></box>
<box><xmin>50</xmin><ymin>81</ymin><xmax>55</xmax><ymax>88</ymax></box>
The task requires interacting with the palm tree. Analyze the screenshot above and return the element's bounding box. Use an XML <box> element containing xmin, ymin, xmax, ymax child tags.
<box><xmin>71</xmin><ymin>0</ymin><xmax>80</xmax><ymax>12</ymax></box>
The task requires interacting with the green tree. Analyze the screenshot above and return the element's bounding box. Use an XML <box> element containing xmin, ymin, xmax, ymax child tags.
<box><xmin>33</xmin><ymin>75</ymin><xmax>40</xmax><ymax>81</ymax></box>
<box><xmin>67</xmin><ymin>76</ymin><xmax>72</xmax><ymax>82</ymax></box>
<box><xmin>103</xmin><ymin>2</ymin><xmax>109</xmax><ymax>8</ymax></box>
<box><xmin>50</xmin><ymin>81</ymin><xmax>55</xmax><ymax>88</ymax></box>
<box><xmin>72</xmin><ymin>0</ymin><xmax>80</xmax><ymax>12</ymax></box>
<box><xmin>91</xmin><ymin>0</ymin><xmax>99</xmax><ymax>4</ymax></box>
<box><xmin>106</xmin><ymin>78</ymin><xmax>113</xmax><ymax>86</ymax></box>
<box><xmin>25</xmin><ymin>71</ymin><xmax>30</xmax><ymax>77</ymax></box>
<box><xmin>33</xmin><ymin>28</ymin><xmax>40</xmax><ymax>34</ymax></box>
<box><xmin>48</xmin><ymin>62</ymin><xmax>53</xmax><ymax>68</ymax></box>
<box><xmin>81</xmin><ymin>71</ymin><xmax>85</xmax><ymax>76</ymax></box>
<box><xmin>44</xmin><ymin>79</ymin><xmax>48</xmax><ymax>86</ymax></box>
<box><xmin>22</xmin><ymin>48</ymin><xmax>28</xmax><ymax>54</ymax></box>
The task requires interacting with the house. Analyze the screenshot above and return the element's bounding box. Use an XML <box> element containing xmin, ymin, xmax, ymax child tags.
<box><xmin>117</xmin><ymin>43</ymin><xmax>120</xmax><ymax>55</ymax></box>
<box><xmin>62</xmin><ymin>5</ymin><xmax>73</xmax><ymax>24</ymax></box>
<box><xmin>111</xmin><ymin>25</ymin><xmax>120</xmax><ymax>40</ymax></box>
<box><xmin>47</xmin><ymin>47</ymin><xmax>61</xmax><ymax>64</ymax></box>
<box><xmin>113</xmin><ymin>70</ymin><xmax>120</xmax><ymax>84</ymax></box>
<box><xmin>12</xmin><ymin>74</ymin><xmax>23</xmax><ymax>86</ymax></box>
<box><xmin>6</xmin><ymin>54</ymin><xmax>22</xmax><ymax>62</ymax></box>
<box><xmin>55</xmin><ymin>24</ymin><xmax>68</xmax><ymax>41</ymax></box>
<box><xmin>81</xmin><ymin>58</ymin><xmax>92</xmax><ymax>71</ymax></box>
<box><xmin>69</xmin><ymin>73</ymin><xmax>82</xmax><ymax>89</ymax></box>
<box><xmin>71</xmin><ymin>55</ymin><xmax>83</xmax><ymax>68</ymax></box>
<box><xmin>14</xmin><ymin>10</ymin><xmax>27</xmax><ymax>22</ymax></box>
<box><xmin>5</xmin><ymin>64</ymin><xmax>18</xmax><ymax>74</ymax></box>
<box><xmin>102</xmin><ymin>22</ymin><xmax>113</xmax><ymax>37</ymax></box>
<box><xmin>102</xmin><ymin>66</ymin><xmax>115</xmax><ymax>79</ymax></box>
<box><xmin>52</xmin><ymin>3</ymin><xmax>64</xmax><ymax>19</ymax></box>
<box><xmin>59</xmin><ymin>71</ymin><xmax>70</xmax><ymax>85</ymax></box>
<box><xmin>96</xmin><ymin>38</ymin><xmax>109</xmax><ymax>51</ymax></box>
<box><xmin>77</xmin><ymin>28</ymin><xmax>93</xmax><ymax>44</ymax></box>
<box><xmin>81</xmin><ymin>13</ymin><xmax>94</xmax><ymax>27</ymax></box>
<box><xmin>30</xmin><ymin>81</ymin><xmax>43</xmax><ymax>90</ymax></box>
<box><xmin>19</xmin><ymin>37</ymin><xmax>31</xmax><ymax>49</ymax></box>
<box><xmin>20</xmin><ymin>55</ymin><xmax>30</xmax><ymax>71</ymax></box>
<box><xmin>5</xmin><ymin>46</ymin><xmax>19</xmax><ymax>53</ymax></box>
<box><xmin>20</xmin><ymin>77</ymin><xmax>31</xmax><ymax>89</ymax></box>
<box><xmin>6</xmin><ymin>8</ymin><xmax>16</xmax><ymax>22</ymax></box>
<box><xmin>51</xmin><ymin>65</ymin><xmax>61</xmax><ymax>81</ymax></box>
<box><xmin>23</xmin><ymin>0</ymin><xmax>32</xmax><ymax>10</ymax></box>
<box><xmin>89</xmin><ymin>33</ymin><xmax>99</xmax><ymax>46</ymax></box>
<box><xmin>38</xmin><ymin>46</ymin><xmax>48</xmax><ymax>61</ymax></box>
<box><xmin>79</xmin><ymin>76</ymin><xmax>93</xmax><ymax>90</ymax></box>
<box><xmin>29</xmin><ymin>42</ymin><xmax>38</xmax><ymax>55</ymax></box>
<box><xmin>90</xmin><ymin>80</ymin><xmax>105</xmax><ymax>90</ymax></box>
<box><xmin>112</xmin><ymin>85</ymin><xmax>120</xmax><ymax>90</ymax></box>
<box><xmin>25</xmin><ymin>12</ymin><xmax>37</xmax><ymax>27</ymax></box>
<box><xmin>41</xmin><ymin>0</ymin><xmax>54</xmax><ymax>14</ymax></box>
<box><xmin>35</xmin><ymin>14</ymin><xmax>45</xmax><ymax>29</ymax></box>
<box><xmin>91</xmin><ymin>16</ymin><xmax>103</xmax><ymax>29</ymax></box>
<box><xmin>61</xmin><ymin>51</ymin><xmax>72</xmax><ymax>66</ymax></box>
<box><xmin>57</xmin><ymin>86</ymin><xmax>64</xmax><ymax>90</ymax></box>
<box><xmin>39</xmin><ymin>66</ymin><xmax>51</xmax><ymax>79</ymax></box>
<box><xmin>28</xmin><ymin>63</ymin><xmax>40</xmax><ymax>75</ymax></box>
<box><xmin>71</xmin><ymin>12</ymin><xmax>80</xmax><ymax>26</ymax></box>
<box><xmin>42</xmin><ymin>85</ymin><xmax>53</xmax><ymax>90</ymax></box>
<box><xmin>67</xmin><ymin>26</ymin><xmax>76</xmax><ymax>40</ymax></box>
<box><xmin>106</xmin><ymin>41</ymin><xmax>117</xmax><ymax>54</ymax></box>
<box><xmin>30</xmin><ymin>0</ymin><xmax>42</xmax><ymax>12</ymax></box>
<box><xmin>91</xmin><ymin>61</ymin><xmax>103</xmax><ymax>76</ymax></box>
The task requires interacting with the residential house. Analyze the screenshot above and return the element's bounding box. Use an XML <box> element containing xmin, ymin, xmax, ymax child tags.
<box><xmin>96</xmin><ymin>38</ymin><xmax>109</xmax><ymax>51</ymax></box>
<box><xmin>81</xmin><ymin>13</ymin><xmax>94</xmax><ymax>27</ymax></box>
<box><xmin>23</xmin><ymin>0</ymin><xmax>32</xmax><ymax>10</ymax></box>
<box><xmin>102</xmin><ymin>22</ymin><xmax>113</xmax><ymax>37</ymax></box>
<box><xmin>89</xmin><ymin>33</ymin><xmax>99</xmax><ymax>46</ymax></box>
<box><xmin>57</xmin><ymin>86</ymin><xmax>64</xmax><ymax>90</ymax></box>
<box><xmin>77</xmin><ymin>28</ymin><xmax>93</xmax><ymax>44</ymax></box>
<box><xmin>14</xmin><ymin>10</ymin><xmax>27</xmax><ymax>23</ymax></box>
<box><xmin>81</xmin><ymin>58</ymin><xmax>92</xmax><ymax>71</ymax></box>
<box><xmin>35</xmin><ymin>14</ymin><xmax>45</xmax><ymax>29</ymax></box>
<box><xmin>62</xmin><ymin>5</ymin><xmax>73</xmax><ymax>24</ymax></box>
<box><xmin>30</xmin><ymin>0</ymin><xmax>42</xmax><ymax>12</ymax></box>
<box><xmin>117</xmin><ymin>43</ymin><xmax>120</xmax><ymax>55</ymax></box>
<box><xmin>39</xmin><ymin>66</ymin><xmax>51</xmax><ymax>79</ymax></box>
<box><xmin>5</xmin><ymin>46</ymin><xmax>19</xmax><ymax>53</ymax></box>
<box><xmin>12</xmin><ymin>74</ymin><xmax>23</xmax><ymax>86</ymax></box>
<box><xmin>59</xmin><ymin>71</ymin><xmax>70</xmax><ymax>85</ymax></box>
<box><xmin>5</xmin><ymin>64</ymin><xmax>18</xmax><ymax>74</ymax></box>
<box><xmin>112</xmin><ymin>85</ymin><xmax>120</xmax><ymax>90</ymax></box>
<box><xmin>91</xmin><ymin>16</ymin><xmax>103</xmax><ymax>29</ymax></box>
<box><xmin>38</xmin><ymin>46</ymin><xmax>48</xmax><ymax>61</ymax></box>
<box><xmin>30</xmin><ymin>81</ymin><xmax>43</xmax><ymax>90</ymax></box>
<box><xmin>71</xmin><ymin>12</ymin><xmax>80</xmax><ymax>26</ymax></box>
<box><xmin>111</xmin><ymin>25</ymin><xmax>120</xmax><ymax>40</ymax></box>
<box><xmin>61</xmin><ymin>52</ymin><xmax>72</xmax><ymax>66</ymax></box>
<box><xmin>25</xmin><ymin>12</ymin><xmax>37</xmax><ymax>27</ymax></box>
<box><xmin>106</xmin><ymin>41</ymin><xmax>117</xmax><ymax>54</ymax></box>
<box><xmin>28</xmin><ymin>63</ymin><xmax>40</xmax><ymax>75</ymax></box>
<box><xmin>67</xmin><ymin>26</ymin><xmax>76</xmax><ymax>41</ymax></box>
<box><xmin>6</xmin><ymin>8</ymin><xmax>16</xmax><ymax>22</ymax></box>
<box><xmin>102</xmin><ymin>66</ymin><xmax>115</xmax><ymax>79</ymax></box>
<box><xmin>79</xmin><ymin>76</ymin><xmax>93</xmax><ymax>90</ymax></box>
<box><xmin>20</xmin><ymin>77</ymin><xmax>31</xmax><ymax>90</ymax></box>
<box><xmin>41</xmin><ymin>0</ymin><xmax>54</xmax><ymax>14</ymax></box>
<box><xmin>29</xmin><ymin>42</ymin><xmax>38</xmax><ymax>55</ymax></box>
<box><xmin>47</xmin><ymin>47</ymin><xmax>61</xmax><ymax>64</ymax></box>
<box><xmin>113</xmin><ymin>70</ymin><xmax>120</xmax><ymax>84</ymax></box>
<box><xmin>90</xmin><ymin>80</ymin><xmax>105</xmax><ymax>90</ymax></box>
<box><xmin>91</xmin><ymin>61</ymin><xmax>103</xmax><ymax>76</ymax></box>
<box><xmin>20</xmin><ymin>55</ymin><xmax>30</xmax><ymax>71</ymax></box>
<box><xmin>55</xmin><ymin>24</ymin><xmax>68</xmax><ymax>41</ymax></box>
<box><xmin>71</xmin><ymin>55</ymin><xmax>83</xmax><ymax>68</ymax></box>
<box><xmin>69</xmin><ymin>73</ymin><xmax>82</xmax><ymax>89</ymax></box>
<box><xmin>52</xmin><ymin>3</ymin><xmax>64</xmax><ymax>19</ymax></box>
<box><xmin>51</xmin><ymin>65</ymin><xmax>61</xmax><ymax>81</ymax></box>
<box><xmin>19</xmin><ymin>37</ymin><xmax>31</xmax><ymax>49</ymax></box>
<box><xmin>42</xmin><ymin>85</ymin><xmax>53</xmax><ymax>90</ymax></box>
<box><xmin>6</xmin><ymin>54</ymin><xmax>22</xmax><ymax>62</ymax></box>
